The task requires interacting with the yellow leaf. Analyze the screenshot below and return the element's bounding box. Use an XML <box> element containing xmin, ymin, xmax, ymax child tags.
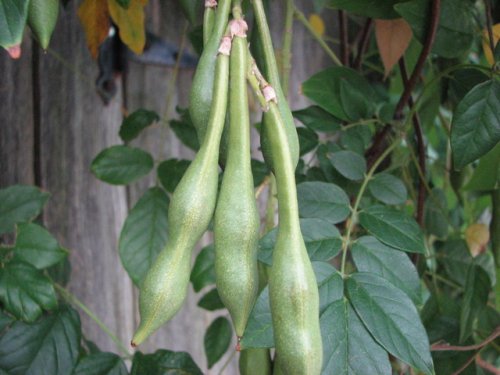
<box><xmin>108</xmin><ymin>0</ymin><xmax>146</xmax><ymax>54</ymax></box>
<box><xmin>309</xmin><ymin>14</ymin><xmax>325</xmax><ymax>37</ymax></box>
<box><xmin>482</xmin><ymin>23</ymin><xmax>500</xmax><ymax>65</ymax></box>
<box><xmin>375</xmin><ymin>18</ymin><xmax>413</xmax><ymax>77</ymax></box>
<box><xmin>465</xmin><ymin>223</ymin><xmax>490</xmax><ymax>257</ymax></box>
<box><xmin>77</xmin><ymin>0</ymin><xmax>110</xmax><ymax>59</ymax></box>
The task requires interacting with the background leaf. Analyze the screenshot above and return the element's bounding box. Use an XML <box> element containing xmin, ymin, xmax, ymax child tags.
<box><xmin>351</xmin><ymin>236</ymin><xmax>421</xmax><ymax>305</ymax></box>
<box><xmin>118</xmin><ymin>187</ymin><xmax>169</xmax><ymax>286</ymax></box>
<box><xmin>297</xmin><ymin>127</ymin><xmax>319</xmax><ymax>155</ymax></box>
<box><xmin>197</xmin><ymin>288</ymin><xmax>225</xmax><ymax>311</ymax></box>
<box><xmin>302</xmin><ymin>67</ymin><xmax>375</xmax><ymax>122</ymax></box>
<box><xmin>346</xmin><ymin>272</ymin><xmax>434</xmax><ymax>374</ymax></box>
<box><xmin>459</xmin><ymin>264</ymin><xmax>491</xmax><ymax>342</ymax></box>
<box><xmin>293</xmin><ymin>105</ymin><xmax>341</xmax><ymax>133</ymax></box>
<box><xmin>119</xmin><ymin>109</ymin><xmax>159</xmax><ymax>142</ymax></box>
<box><xmin>320</xmin><ymin>299</ymin><xmax>391</xmax><ymax>375</ymax></box>
<box><xmin>190</xmin><ymin>245</ymin><xmax>215</xmax><ymax>292</ymax></box>
<box><xmin>0</xmin><ymin>0</ymin><xmax>29</xmax><ymax>50</ymax></box>
<box><xmin>27</xmin><ymin>0</ymin><xmax>59</xmax><ymax>49</ymax></box>
<box><xmin>329</xmin><ymin>150</ymin><xmax>366</xmax><ymax>181</ymax></box>
<box><xmin>157</xmin><ymin>159</ymin><xmax>191</xmax><ymax>193</ymax></box>
<box><xmin>297</xmin><ymin>181</ymin><xmax>350</xmax><ymax>224</ymax></box>
<box><xmin>0</xmin><ymin>261</ymin><xmax>58</xmax><ymax>322</ymax></box>
<box><xmin>91</xmin><ymin>145</ymin><xmax>154</xmax><ymax>185</ymax></box>
<box><xmin>258</xmin><ymin>218</ymin><xmax>342</xmax><ymax>265</ymax></box>
<box><xmin>326</xmin><ymin>0</ymin><xmax>401</xmax><ymax>19</ymax></box>
<box><xmin>367</xmin><ymin>173</ymin><xmax>407</xmax><ymax>205</ymax></box>
<box><xmin>108</xmin><ymin>0</ymin><xmax>146</xmax><ymax>54</ymax></box>
<box><xmin>359</xmin><ymin>205</ymin><xmax>426</xmax><ymax>253</ymax></box>
<box><xmin>131</xmin><ymin>350</ymin><xmax>203</xmax><ymax>375</ymax></box>
<box><xmin>0</xmin><ymin>185</ymin><xmax>49</xmax><ymax>235</ymax></box>
<box><xmin>13</xmin><ymin>223</ymin><xmax>67</xmax><ymax>269</ymax></box>
<box><xmin>395</xmin><ymin>0</ymin><xmax>475</xmax><ymax>59</ymax></box>
<box><xmin>375</xmin><ymin>18</ymin><xmax>413</xmax><ymax>76</ymax></box>
<box><xmin>451</xmin><ymin>80</ymin><xmax>500</xmax><ymax>169</ymax></box>
<box><xmin>77</xmin><ymin>0</ymin><xmax>110</xmax><ymax>58</ymax></box>
<box><xmin>204</xmin><ymin>317</ymin><xmax>232</xmax><ymax>368</ymax></box>
<box><xmin>0</xmin><ymin>306</ymin><xmax>81</xmax><ymax>375</ymax></box>
<box><xmin>74</xmin><ymin>352</ymin><xmax>128</xmax><ymax>375</ymax></box>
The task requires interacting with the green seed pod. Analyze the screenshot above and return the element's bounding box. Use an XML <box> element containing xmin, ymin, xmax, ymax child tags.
<box><xmin>132</xmin><ymin>43</ymin><xmax>230</xmax><ymax>347</ymax></box>
<box><xmin>239</xmin><ymin>348</ymin><xmax>272</xmax><ymax>375</ymax></box>
<box><xmin>266</xmin><ymin>102</ymin><xmax>323</xmax><ymax>375</ymax></box>
<box><xmin>189</xmin><ymin>0</ymin><xmax>231</xmax><ymax>144</ymax></box>
<box><xmin>251</xmin><ymin>0</ymin><xmax>299</xmax><ymax>172</ymax></box>
<box><xmin>214</xmin><ymin>23</ymin><xmax>259</xmax><ymax>337</ymax></box>
<box><xmin>28</xmin><ymin>0</ymin><xmax>59</xmax><ymax>50</ymax></box>
<box><xmin>203</xmin><ymin>1</ymin><xmax>216</xmax><ymax>46</ymax></box>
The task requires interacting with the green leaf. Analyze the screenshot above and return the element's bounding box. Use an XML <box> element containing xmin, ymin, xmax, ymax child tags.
<box><xmin>13</xmin><ymin>223</ymin><xmax>67</xmax><ymax>269</ymax></box>
<box><xmin>451</xmin><ymin>80</ymin><xmax>500</xmax><ymax>169</ymax></box>
<box><xmin>118</xmin><ymin>187</ymin><xmax>169</xmax><ymax>286</ymax></box>
<box><xmin>0</xmin><ymin>306</ymin><xmax>81</xmax><ymax>375</ymax></box>
<box><xmin>424</xmin><ymin>188</ymin><xmax>448</xmax><ymax>238</ymax></box>
<box><xmin>119</xmin><ymin>109</ymin><xmax>159</xmax><ymax>142</ymax></box>
<box><xmin>293</xmin><ymin>105</ymin><xmax>341</xmax><ymax>133</ymax></box>
<box><xmin>359</xmin><ymin>205</ymin><xmax>426</xmax><ymax>253</ymax></box>
<box><xmin>346</xmin><ymin>272</ymin><xmax>434</xmax><ymax>374</ymax></box>
<box><xmin>448</xmin><ymin>68</ymin><xmax>489</xmax><ymax>105</ymax></box>
<box><xmin>190</xmin><ymin>245</ymin><xmax>215</xmax><ymax>292</ymax></box>
<box><xmin>297</xmin><ymin>181</ymin><xmax>350</xmax><ymax>224</ymax></box>
<box><xmin>0</xmin><ymin>310</ymin><xmax>14</xmax><ymax>332</ymax></box>
<box><xmin>130</xmin><ymin>350</ymin><xmax>203</xmax><ymax>375</ymax></box>
<box><xmin>464</xmin><ymin>142</ymin><xmax>500</xmax><ymax>191</ymax></box>
<box><xmin>91</xmin><ymin>145</ymin><xmax>154</xmax><ymax>185</ymax></box>
<box><xmin>0</xmin><ymin>185</ymin><xmax>50</xmax><ymax>235</ymax></box>
<box><xmin>28</xmin><ymin>0</ymin><xmax>59</xmax><ymax>49</ymax></box>
<box><xmin>395</xmin><ymin>0</ymin><xmax>475</xmax><ymax>58</ymax></box>
<box><xmin>74</xmin><ymin>352</ymin><xmax>128</xmax><ymax>375</ymax></box>
<box><xmin>179</xmin><ymin>0</ymin><xmax>201</xmax><ymax>24</ymax></box>
<box><xmin>351</xmin><ymin>236</ymin><xmax>421</xmax><ymax>305</ymax></box>
<box><xmin>329</xmin><ymin>150</ymin><xmax>366</xmax><ymax>181</ymax></box>
<box><xmin>302</xmin><ymin>67</ymin><xmax>375</xmax><ymax>122</ymax></box>
<box><xmin>326</xmin><ymin>0</ymin><xmax>401</xmax><ymax>19</ymax></box>
<box><xmin>320</xmin><ymin>299</ymin><xmax>391</xmax><ymax>375</ymax></box>
<box><xmin>204</xmin><ymin>317</ymin><xmax>232</xmax><ymax>369</ymax></box>
<box><xmin>258</xmin><ymin>218</ymin><xmax>342</xmax><ymax>266</ymax></box>
<box><xmin>169</xmin><ymin>108</ymin><xmax>200</xmax><ymax>151</ymax></box>
<box><xmin>251</xmin><ymin>159</ymin><xmax>269</xmax><ymax>187</ymax></box>
<box><xmin>297</xmin><ymin>127</ymin><xmax>319</xmax><ymax>156</ymax></box>
<box><xmin>318</xmin><ymin>269</ymin><xmax>343</xmax><ymax>314</ymax></box>
<box><xmin>0</xmin><ymin>0</ymin><xmax>29</xmax><ymax>49</ymax></box>
<box><xmin>0</xmin><ymin>261</ymin><xmax>58</xmax><ymax>322</ymax></box>
<box><xmin>439</xmin><ymin>240</ymin><xmax>474</xmax><ymax>286</ymax></box>
<box><xmin>240</xmin><ymin>286</ymin><xmax>273</xmax><ymax>349</ymax></box>
<box><xmin>459</xmin><ymin>264</ymin><xmax>491</xmax><ymax>343</ymax></box>
<box><xmin>157</xmin><ymin>159</ymin><xmax>191</xmax><ymax>193</ymax></box>
<box><xmin>367</xmin><ymin>173</ymin><xmax>407</xmax><ymax>205</ymax></box>
<box><xmin>339</xmin><ymin>78</ymin><xmax>374</xmax><ymax>121</ymax></box>
<box><xmin>197</xmin><ymin>288</ymin><xmax>225</xmax><ymax>311</ymax></box>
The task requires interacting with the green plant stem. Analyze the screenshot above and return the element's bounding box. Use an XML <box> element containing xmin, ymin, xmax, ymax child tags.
<box><xmin>340</xmin><ymin>139</ymin><xmax>401</xmax><ymax>277</ymax></box>
<box><xmin>281</xmin><ymin>0</ymin><xmax>294</xmax><ymax>96</ymax></box>
<box><xmin>232</xmin><ymin>0</ymin><xmax>243</xmax><ymax>18</ymax></box>
<box><xmin>341</xmin><ymin>118</ymin><xmax>380</xmax><ymax>131</ymax></box>
<box><xmin>54</xmin><ymin>283</ymin><xmax>131</xmax><ymax>357</ymax></box>
<box><xmin>424</xmin><ymin>271</ymin><xmax>463</xmax><ymax>291</ymax></box>
<box><xmin>265</xmin><ymin>175</ymin><xmax>278</xmax><ymax>231</ymax></box>
<box><xmin>294</xmin><ymin>8</ymin><xmax>342</xmax><ymax>66</ymax></box>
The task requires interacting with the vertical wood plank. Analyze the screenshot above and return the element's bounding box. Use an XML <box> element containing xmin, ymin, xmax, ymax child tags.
<box><xmin>0</xmin><ymin>38</ymin><xmax>34</xmax><ymax>188</ymax></box>
<box><xmin>36</xmin><ymin>3</ymin><xmax>134</xmax><ymax>353</ymax></box>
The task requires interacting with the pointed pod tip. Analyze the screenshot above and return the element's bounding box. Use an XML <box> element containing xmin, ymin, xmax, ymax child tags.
<box><xmin>6</xmin><ymin>45</ymin><xmax>21</xmax><ymax>59</ymax></box>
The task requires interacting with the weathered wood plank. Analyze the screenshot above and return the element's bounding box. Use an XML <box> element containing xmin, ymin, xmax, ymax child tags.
<box><xmin>36</xmin><ymin>3</ymin><xmax>134</xmax><ymax>353</ymax></box>
<box><xmin>0</xmin><ymin>37</ymin><xmax>34</xmax><ymax>188</ymax></box>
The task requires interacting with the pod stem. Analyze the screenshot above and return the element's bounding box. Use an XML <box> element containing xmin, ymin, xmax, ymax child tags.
<box><xmin>203</xmin><ymin>1</ymin><xmax>217</xmax><ymax>46</ymax></box>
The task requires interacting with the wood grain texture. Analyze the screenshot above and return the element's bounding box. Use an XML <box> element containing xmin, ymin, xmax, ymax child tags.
<box><xmin>36</xmin><ymin>3</ymin><xmax>134</xmax><ymax>353</ymax></box>
<box><xmin>0</xmin><ymin>36</ymin><xmax>34</xmax><ymax>188</ymax></box>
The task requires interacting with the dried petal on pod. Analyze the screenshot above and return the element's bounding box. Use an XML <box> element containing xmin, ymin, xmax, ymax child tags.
<box><xmin>218</xmin><ymin>35</ymin><xmax>232</xmax><ymax>56</ymax></box>
<box><xmin>205</xmin><ymin>0</ymin><xmax>217</xmax><ymax>8</ymax></box>
<box><xmin>229</xmin><ymin>19</ymin><xmax>248</xmax><ymax>38</ymax></box>
<box><xmin>262</xmin><ymin>85</ymin><xmax>277</xmax><ymax>103</ymax></box>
